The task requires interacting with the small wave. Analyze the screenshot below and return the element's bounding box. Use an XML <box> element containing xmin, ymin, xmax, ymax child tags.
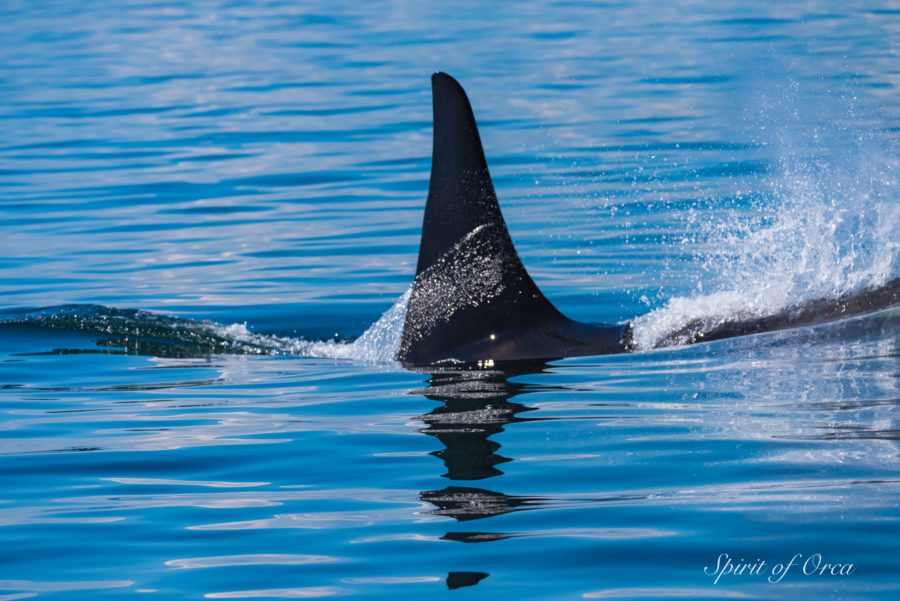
<box><xmin>0</xmin><ymin>292</ymin><xmax>412</xmax><ymax>364</ymax></box>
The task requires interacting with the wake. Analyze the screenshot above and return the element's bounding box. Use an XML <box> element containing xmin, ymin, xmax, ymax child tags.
<box><xmin>4</xmin><ymin>274</ymin><xmax>897</xmax><ymax>364</ymax></box>
<box><xmin>0</xmin><ymin>295</ymin><xmax>410</xmax><ymax>364</ymax></box>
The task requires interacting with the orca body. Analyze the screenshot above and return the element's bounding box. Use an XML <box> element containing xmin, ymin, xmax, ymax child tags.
<box><xmin>398</xmin><ymin>72</ymin><xmax>899</xmax><ymax>366</ymax></box>
<box><xmin>661</xmin><ymin>277</ymin><xmax>900</xmax><ymax>346</ymax></box>
<box><xmin>398</xmin><ymin>73</ymin><xmax>631</xmax><ymax>366</ymax></box>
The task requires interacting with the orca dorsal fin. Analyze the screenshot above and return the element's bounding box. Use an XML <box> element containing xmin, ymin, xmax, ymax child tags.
<box><xmin>416</xmin><ymin>72</ymin><xmax>511</xmax><ymax>275</ymax></box>
<box><xmin>398</xmin><ymin>73</ymin><xmax>566</xmax><ymax>365</ymax></box>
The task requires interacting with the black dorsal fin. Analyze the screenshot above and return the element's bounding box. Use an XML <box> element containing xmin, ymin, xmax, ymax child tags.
<box><xmin>416</xmin><ymin>72</ymin><xmax>511</xmax><ymax>275</ymax></box>
<box><xmin>399</xmin><ymin>73</ymin><xmax>566</xmax><ymax>364</ymax></box>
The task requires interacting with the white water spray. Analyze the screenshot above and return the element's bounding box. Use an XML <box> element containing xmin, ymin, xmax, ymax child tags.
<box><xmin>215</xmin><ymin>290</ymin><xmax>411</xmax><ymax>364</ymax></box>
<box><xmin>633</xmin><ymin>114</ymin><xmax>899</xmax><ymax>349</ymax></box>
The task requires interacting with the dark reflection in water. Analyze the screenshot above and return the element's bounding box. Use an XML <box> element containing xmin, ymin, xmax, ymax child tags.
<box><xmin>421</xmin><ymin>486</ymin><xmax>540</xmax><ymax>523</ymax></box>
<box><xmin>413</xmin><ymin>364</ymin><xmax>556</xmax><ymax>553</ymax></box>
<box><xmin>413</xmin><ymin>365</ymin><xmax>545</xmax><ymax>481</ymax></box>
<box><xmin>412</xmin><ymin>364</ymin><xmax>555</xmax><ymax>587</ymax></box>
<box><xmin>446</xmin><ymin>571</ymin><xmax>489</xmax><ymax>590</ymax></box>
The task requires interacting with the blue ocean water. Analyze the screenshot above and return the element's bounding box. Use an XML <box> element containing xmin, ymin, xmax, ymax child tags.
<box><xmin>1</xmin><ymin>1</ymin><xmax>899</xmax><ymax>599</ymax></box>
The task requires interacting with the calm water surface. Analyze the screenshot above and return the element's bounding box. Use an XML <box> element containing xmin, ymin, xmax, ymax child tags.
<box><xmin>1</xmin><ymin>1</ymin><xmax>899</xmax><ymax>599</ymax></box>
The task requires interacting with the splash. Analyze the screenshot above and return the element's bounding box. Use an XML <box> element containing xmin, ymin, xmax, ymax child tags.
<box><xmin>633</xmin><ymin>110</ymin><xmax>899</xmax><ymax>349</ymax></box>
<box><xmin>203</xmin><ymin>290</ymin><xmax>411</xmax><ymax>363</ymax></box>
<box><xmin>264</xmin><ymin>289</ymin><xmax>410</xmax><ymax>363</ymax></box>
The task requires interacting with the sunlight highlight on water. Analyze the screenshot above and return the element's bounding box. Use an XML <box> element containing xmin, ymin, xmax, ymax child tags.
<box><xmin>1</xmin><ymin>1</ymin><xmax>898</xmax><ymax>600</ymax></box>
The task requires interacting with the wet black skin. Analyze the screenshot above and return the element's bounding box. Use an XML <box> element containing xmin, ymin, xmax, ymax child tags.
<box><xmin>397</xmin><ymin>72</ymin><xmax>899</xmax><ymax>366</ymax></box>
<box><xmin>398</xmin><ymin>73</ymin><xmax>632</xmax><ymax>366</ymax></box>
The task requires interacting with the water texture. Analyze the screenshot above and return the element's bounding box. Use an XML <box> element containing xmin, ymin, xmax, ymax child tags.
<box><xmin>1</xmin><ymin>1</ymin><xmax>899</xmax><ymax>599</ymax></box>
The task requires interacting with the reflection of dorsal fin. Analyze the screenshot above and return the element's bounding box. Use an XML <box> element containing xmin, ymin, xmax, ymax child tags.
<box><xmin>399</xmin><ymin>73</ymin><xmax>566</xmax><ymax>364</ymax></box>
